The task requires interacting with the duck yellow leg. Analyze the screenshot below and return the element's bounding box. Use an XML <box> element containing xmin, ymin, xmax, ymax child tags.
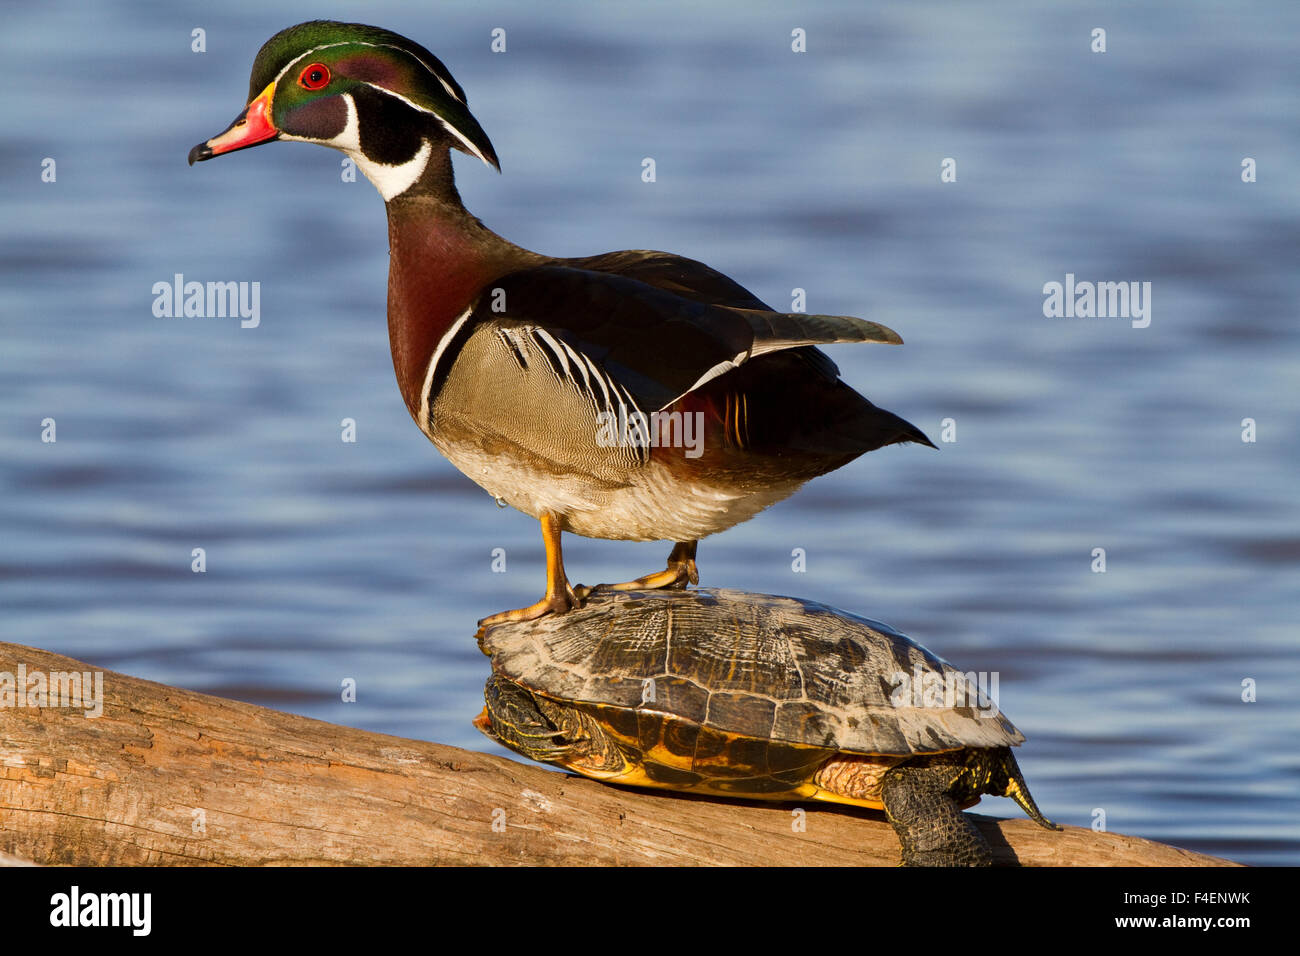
<box><xmin>479</xmin><ymin>512</ymin><xmax>579</xmax><ymax>626</ymax></box>
<box><xmin>575</xmin><ymin>540</ymin><xmax>699</xmax><ymax>599</ymax></box>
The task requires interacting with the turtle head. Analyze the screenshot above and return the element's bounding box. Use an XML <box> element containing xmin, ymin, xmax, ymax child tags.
<box><xmin>188</xmin><ymin>21</ymin><xmax>499</xmax><ymax>200</ymax></box>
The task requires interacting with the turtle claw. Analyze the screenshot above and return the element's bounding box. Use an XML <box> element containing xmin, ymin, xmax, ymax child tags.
<box><xmin>504</xmin><ymin>726</ymin><xmax>572</xmax><ymax>764</ymax></box>
<box><xmin>528</xmin><ymin>742</ymin><xmax>575</xmax><ymax>763</ymax></box>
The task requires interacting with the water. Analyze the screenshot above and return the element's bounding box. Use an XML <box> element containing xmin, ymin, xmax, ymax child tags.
<box><xmin>2</xmin><ymin>1</ymin><xmax>1297</xmax><ymax>865</ymax></box>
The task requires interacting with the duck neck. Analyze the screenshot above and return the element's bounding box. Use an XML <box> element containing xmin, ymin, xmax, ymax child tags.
<box><xmin>383</xmin><ymin>159</ymin><xmax>540</xmax><ymax>422</ymax></box>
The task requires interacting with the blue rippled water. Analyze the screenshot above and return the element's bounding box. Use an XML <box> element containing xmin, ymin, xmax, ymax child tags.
<box><xmin>2</xmin><ymin>1</ymin><xmax>1297</xmax><ymax>864</ymax></box>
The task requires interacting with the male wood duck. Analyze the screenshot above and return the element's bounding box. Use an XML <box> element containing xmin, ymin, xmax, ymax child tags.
<box><xmin>190</xmin><ymin>21</ymin><xmax>935</xmax><ymax>624</ymax></box>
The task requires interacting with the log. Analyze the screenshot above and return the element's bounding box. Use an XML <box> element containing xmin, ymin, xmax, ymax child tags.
<box><xmin>0</xmin><ymin>641</ymin><xmax>1235</xmax><ymax>866</ymax></box>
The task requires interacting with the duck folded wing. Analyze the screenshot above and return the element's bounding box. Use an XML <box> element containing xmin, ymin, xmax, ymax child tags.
<box><xmin>566</xmin><ymin>248</ymin><xmax>774</xmax><ymax>311</ymax></box>
<box><xmin>476</xmin><ymin>264</ymin><xmax>902</xmax><ymax>412</ymax></box>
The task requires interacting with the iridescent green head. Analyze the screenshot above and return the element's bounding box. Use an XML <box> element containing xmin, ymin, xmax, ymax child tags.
<box><xmin>189</xmin><ymin>21</ymin><xmax>499</xmax><ymax>200</ymax></box>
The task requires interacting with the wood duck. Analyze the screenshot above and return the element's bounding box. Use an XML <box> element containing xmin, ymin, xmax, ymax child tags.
<box><xmin>190</xmin><ymin>21</ymin><xmax>936</xmax><ymax>624</ymax></box>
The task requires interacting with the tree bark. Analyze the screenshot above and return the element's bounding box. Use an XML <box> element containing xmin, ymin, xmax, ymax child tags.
<box><xmin>0</xmin><ymin>642</ymin><xmax>1236</xmax><ymax>867</ymax></box>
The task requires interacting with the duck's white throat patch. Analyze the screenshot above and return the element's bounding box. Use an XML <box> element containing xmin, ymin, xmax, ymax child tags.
<box><xmin>352</xmin><ymin>138</ymin><xmax>432</xmax><ymax>202</ymax></box>
<box><xmin>298</xmin><ymin>93</ymin><xmax>432</xmax><ymax>202</ymax></box>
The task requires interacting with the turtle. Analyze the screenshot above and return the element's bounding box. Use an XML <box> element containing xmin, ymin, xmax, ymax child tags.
<box><xmin>474</xmin><ymin>587</ymin><xmax>1059</xmax><ymax>866</ymax></box>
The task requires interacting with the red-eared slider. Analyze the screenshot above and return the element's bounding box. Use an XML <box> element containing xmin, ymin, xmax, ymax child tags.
<box><xmin>475</xmin><ymin>587</ymin><xmax>1059</xmax><ymax>866</ymax></box>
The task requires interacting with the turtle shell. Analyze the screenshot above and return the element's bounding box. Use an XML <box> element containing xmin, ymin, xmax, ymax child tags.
<box><xmin>478</xmin><ymin>588</ymin><xmax>1024</xmax><ymax>755</ymax></box>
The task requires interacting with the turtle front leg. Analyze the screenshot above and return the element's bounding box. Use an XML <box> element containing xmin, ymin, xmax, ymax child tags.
<box><xmin>479</xmin><ymin>511</ymin><xmax>580</xmax><ymax>626</ymax></box>
<box><xmin>575</xmin><ymin>540</ymin><xmax>699</xmax><ymax>600</ymax></box>
<box><xmin>881</xmin><ymin>759</ymin><xmax>994</xmax><ymax>867</ymax></box>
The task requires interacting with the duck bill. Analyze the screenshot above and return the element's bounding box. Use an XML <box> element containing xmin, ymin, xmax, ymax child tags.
<box><xmin>188</xmin><ymin>82</ymin><xmax>279</xmax><ymax>165</ymax></box>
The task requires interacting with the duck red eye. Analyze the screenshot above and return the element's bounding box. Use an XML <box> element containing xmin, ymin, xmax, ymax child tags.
<box><xmin>298</xmin><ymin>63</ymin><xmax>330</xmax><ymax>90</ymax></box>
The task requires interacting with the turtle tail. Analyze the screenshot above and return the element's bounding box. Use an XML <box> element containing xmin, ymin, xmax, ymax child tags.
<box><xmin>995</xmin><ymin>749</ymin><xmax>1061</xmax><ymax>831</ymax></box>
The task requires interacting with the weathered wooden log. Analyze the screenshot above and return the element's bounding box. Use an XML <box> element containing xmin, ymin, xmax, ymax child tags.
<box><xmin>0</xmin><ymin>641</ymin><xmax>1235</xmax><ymax>866</ymax></box>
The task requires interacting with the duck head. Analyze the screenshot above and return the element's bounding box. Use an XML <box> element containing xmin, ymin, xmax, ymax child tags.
<box><xmin>188</xmin><ymin>20</ymin><xmax>499</xmax><ymax>200</ymax></box>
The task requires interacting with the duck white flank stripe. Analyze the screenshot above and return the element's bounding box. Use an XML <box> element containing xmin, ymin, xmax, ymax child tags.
<box><xmin>524</xmin><ymin>330</ymin><xmax>647</xmax><ymax>455</ymax></box>
<box><xmin>562</xmin><ymin>340</ymin><xmax>595</xmax><ymax>395</ymax></box>
<box><xmin>420</xmin><ymin>306</ymin><xmax>474</xmax><ymax>431</ymax></box>
<box><xmin>664</xmin><ymin>353</ymin><xmax>747</xmax><ymax>409</ymax></box>
<box><xmin>531</xmin><ymin>328</ymin><xmax>573</xmax><ymax>384</ymax></box>
<box><xmin>558</xmin><ymin>337</ymin><xmax>615</xmax><ymax>413</ymax></box>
